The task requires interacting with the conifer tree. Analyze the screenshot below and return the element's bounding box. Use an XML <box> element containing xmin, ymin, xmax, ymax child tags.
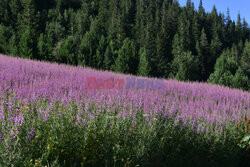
<box><xmin>104</xmin><ymin>40</ymin><xmax>116</xmax><ymax>70</ymax></box>
<box><xmin>242</xmin><ymin>18</ymin><xmax>249</xmax><ymax>42</ymax></box>
<box><xmin>208</xmin><ymin>50</ymin><xmax>238</xmax><ymax>86</ymax></box>
<box><xmin>172</xmin><ymin>11</ymin><xmax>192</xmax><ymax>57</ymax></box>
<box><xmin>19</xmin><ymin>0</ymin><xmax>37</xmax><ymax>31</ymax></box>
<box><xmin>37</xmin><ymin>33</ymin><xmax>48</xmax><ymax>60</ymax></box>
<box><xmin>54</xmin><ymin>36</ymin><xmax>75</xmax><ymax>65</ymax></box>
<box><xmin>95</xmin><ymin>35</ymin><xmax>107</xmax><ymax>69</ymax></box>
<box><xmin>137</xmin><ymin>47</ymin><xmax>150</xmax><ymax>76</ymax></box>
<box><xmin>7</xmin><ymin>35</ymin><xmax>18</xmax><ymax>56</ymax></box>
<box><xmin>232</xmin><ymin>67</ymin><xmax>249</xmax><ymax>90</ymax></box>
<box><xmin>172</xmin><ymin>51</ymin><xmax>199</xmax><ymax>81</ymax></box>
<box><xmin>240</xmin><ymin>40</ymin><xmax>250</xmax><ymax>77</ymax></box>
<box><xmin>196</xmin><ymin>28</ymin><xmax>210</xmax><ymax>80</ymax></box>
<box><xmin>114</xmin><ymin>38</ymin><xmax>137</xmax><ymax>74</ymax></box>
<box><xmin>18</xmin><ymin>28</ymin><xmax>34</xmax><ymax>58</ymax></box>
<box><xmin>236</xmin><ymin>13</ymin><xmax>243</xmax><ymax>43</ymax></box>
<box><xmin>0</xmin><ymin>24</ymin><xmax>8</xmax><ymax>53</ymax></box>
<box><xmin>210</xmin><ymin>32</ymin><xmax>222</xmax><ymax>69</ymax></box>
<box><xmin>9</xmin><ymin>0</ymin><xmax>22</xmax><ymax>28</ymax></box>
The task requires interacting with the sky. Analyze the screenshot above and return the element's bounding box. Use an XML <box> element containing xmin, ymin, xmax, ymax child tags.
<box><xmin>178</xmin><ymin>0</ymin><xmax>250</xmax><ymax>25</ymax></box>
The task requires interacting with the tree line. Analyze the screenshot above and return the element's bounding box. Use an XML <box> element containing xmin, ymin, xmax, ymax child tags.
<box><xmin>0</xmin><ymin>0</ymin><xmax>249</xmax><ymax>90</ymax></box>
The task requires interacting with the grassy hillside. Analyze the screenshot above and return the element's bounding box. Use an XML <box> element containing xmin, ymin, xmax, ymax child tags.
<box><xmin>0</xmin><ymin>54</ymin><xmax>249</xmax><ymax>167</ymax></box>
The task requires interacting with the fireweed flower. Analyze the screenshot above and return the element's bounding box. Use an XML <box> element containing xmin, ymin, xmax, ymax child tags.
<box><xmin>28</xmin><ymin>129</ymin><xmax>35</xmax><ymax>142</ymax></box>
<box><xmin>0</xmin><ymin>54</ymin><xmax>250</xmax><ymax>135</ymax></box>
<box><xmin>38</xmin><ymin>109</ymin><xmax>50</xmax><ymax>122</ymax></box>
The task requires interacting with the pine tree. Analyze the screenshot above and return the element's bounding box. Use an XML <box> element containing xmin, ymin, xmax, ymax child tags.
<box><xmin>172</xmin><ymin>51</ymin><xmax>199</xmax><ymax>81</ymax></box>
<box><xmin>192</xmin><ymin>13</ymin><xmax>201</xmax><ymax>47</ymax></box>
<box><xmin>114</xmin><ymin>38</ymin><xmax>137</xmax><ymax>74</ymax></box>
<box><xmin>0</xmin><ymin>24</ymin><xmax>8</xmax><ymax>53</ymax></box>
<box><xmin>198</xmin><ymin>0</ymin><xmax>205</xmax><ymax>27</ymax></box>
<box><xmin>196</xmin><ymin>28</ymin><xmax>210</xmax><ymax>80</ymax></box>
<box><xmin>37</xmin><ymin>33</ymin><xmax>48</xmax><ymax>60</ymax></box>
<box><xmin>45</xmin><ymin>21</ymin><xmax>65</xmax><ymax>46</ymax></box>
<box><xmin>210</xmin><ymin>33</ymin><xmax>222</xmax><ymax>70</ymax></box>
<box><xmin>75</xmin><ymin>10</ymin><xmax>90</xmax><ymax>37</ymax></box>
<box><xmin>17</xmin><ymin>0</ymin><xmax>38</xmax><ymax>59</ymax></box>
<box><xmin>97</xmin><ymin>0</ymin><xmax>110</xmax><ymax>32</ymax></box>
<box><xmin>19</xmin><ymin>0</ymin><xmax>38</xmax><ymax>31</ymax></box>
<box><xmin>7</xmin><ymin>34</ymin><xmax>18</xmax><ymax>56</ymax></box>
<box><xmin>0</xmin><ymin>0</ymin><xmax>10</xmax><ymax>25</ymax></box>
<box><xmin>232</xmin><ymin>67</ymin><xmax>249</xmax><ymax>90</ymax></box>
<box><xmin>144</xmin><ymin>8</ymin><xmax>157</xmax><ymax>76</ymax></box>
<box><xmin>95</xmin><ymin>35</ymin><xmax>107</xmax><ymax>69</ymax></box>
<box><xmin>240</xmin><ymin>40</ymin><xmax>250</xmax><ymax>77</ymax></box>
<box><xmin>208</xmin><ymin>50</ymin><xmax>238</xmax><ymax>86</ymax></box>
<box><xmin>226</xmin><ymin>8</ymin><xmax>231</xmax><ymax>26</ymax></box>
<box><xmin>154</xmin><ymin>2</ymin><xmax>172</xmax><ymax>77</ymax></box>
<box><xmin>137</xmin><ymin>47</ymin><xmax>150</xmax><ymax>76</ymax></box>
<box><xmin>242</xmin><ymin>18</ymin><xmax>249</xmax><ymax>42</ymax></box>
<box><xmin>236</xmin><ymin>13</ymin><xmax>242</xmax><ymax>43</ymax></box>
<box><xmin>54</xmin><ymin>36</ymin><xmax>75</xmax><ymax>65</ymax></box>
<box><xmin>18</xmin><ymin>28</ymin><xmax>34</xmax><ymax>58</ymax></box>
<box><xmin>9</xmin><ymin>0</ymin><xmax>22</xmax><ymax>29</ymax></box>
<box><xmin>104</xmin><ymin>39</ymin><xmax>116</xmax><ymax>70</ymax></box>
<box><xmin>172</xmin><ymin>11</ymin><xmax>192</xmax><ymax>57</ymax></box>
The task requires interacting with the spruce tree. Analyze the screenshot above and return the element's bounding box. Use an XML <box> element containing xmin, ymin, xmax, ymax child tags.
<box><xmin>104</xmin><ymin>40</ymin><xmax>116</xmax><ymax>70</ymax></box>
<box><xmin>37</xmin><ymin>33</ymin><xmax>48</xmax><ymax>60</ymax></box>
<box><xmin>7</xmin><ymin>35</ymin><xmax>18</xmax><ymax>56</ymax></box>
<box><xmin>0</xmin><ymin>24</ymin><xmax>8</xmax><ymax>53</ymax></box>
<box><xmin>172</xmin><ymin>51</ymin><xmax>199</xmax><ymax>81</ymax></box>
<box><xmin>236</xmin><ymin>13</ymin><xmax>243</xmax><ymax>43</ymax></box>
<box><xmin>54</xmin><ymin>36</ymin><xmax>75</xmax><ymax>65</ymax></box>
<box><xmin>172</xmin><ymin>11</ymin><xmax>192</xmax><ymax>57</ymax></box>
<box><xmin>240</xmin><ymin>40</ymin><xmax>250</xmax><ymax>77</ymax></box>
<box><xmin>232</xmin><ymin>67</ymin><xmax>249</xmax><ymax>90</ymax></box>
<box><xmin>95</xmin><ymin>35</ymin><xmax>107</xmax><ymax>69</ymax></box>
<box><xmin>137</xmin><ymin>47</ymin><xmax>150</xmax><ymax>77</ymax></box>
<box><xmin>114</xmin><ymin>38</ymin><xmax>137</xmax><ymax>74</ymax></box>
<box><xmin>242</xmin><ymin>18</ymin><xmax>249</xmax><ymax>42</ymax></box>
<box><xmin>210</xmin><ymin>33</ymin><xmax>222</xmax><ymax>70</ymax></box>
<box><xmin>196</xmin><ymin>28</ymin><xmax>210</xmax><ymax>81</ymax></box>
<box><xmin>18</xmin><ymin>28</ymin><xmax>34</xmax><ymax>58</ymax></box>
<box><xmin>208</xmin><ymin>50</ymin><xmax>238</xmax><ymax>86</ymax></box>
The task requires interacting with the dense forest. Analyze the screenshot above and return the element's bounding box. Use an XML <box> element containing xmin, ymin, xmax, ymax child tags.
<box><xmin>0</xmin><ymin>0</ymin><xmax>249</xmax><ymax>90</ymax></box>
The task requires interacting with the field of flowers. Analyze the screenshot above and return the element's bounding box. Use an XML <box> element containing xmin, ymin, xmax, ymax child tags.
<box><xmin>0</xmin><ymin>54</ymin><xmax>249</xmax><ymax>167</ymax></box>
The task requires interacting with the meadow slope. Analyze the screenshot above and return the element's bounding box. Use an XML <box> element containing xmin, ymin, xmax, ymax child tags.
<box><xmin>0</xmin><ymin>54</ymin><xmax>249</xmax><ymax>167</ymax></box>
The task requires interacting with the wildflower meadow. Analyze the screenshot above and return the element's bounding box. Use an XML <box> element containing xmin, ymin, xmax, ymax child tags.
<box><xmin>0</xmin><ymin>54</ymin><xmax>249</xmax><ymax>167</ymax></box>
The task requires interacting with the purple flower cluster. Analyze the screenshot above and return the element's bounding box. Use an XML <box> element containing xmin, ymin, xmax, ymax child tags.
<box><xmin>0</xmin><ymin>54</ymin><xmax>249</xmax><ymax>129</ymax></box>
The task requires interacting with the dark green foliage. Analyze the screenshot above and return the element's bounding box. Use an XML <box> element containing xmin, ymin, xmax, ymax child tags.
<box><xmin>0</xmin><ymin>24</ymin><xmax>8</xmax><ymax>53</ymax></box>
<box><xmin>95</xmin><ymin>35</ymin><xmax>107</xmax><ymax>69</ymax></box>
<box><xmin>54</xmin><ymin>36</ymin><xmax>76</xmax><ymax>65</ymax></box>
<box><xmin>0</xmin><ymin>0</ymin><xmax>249</xmax><ymax>90</ymax></box>
<box><xmin>240</xmin><ymin>40</ymin><xmax>250</xmax><ymax>77</ymax></box>
<box><xmin>37</xmin><ymin>33</ymin><xmax>47</xmax><ymax>60</ymax></box>
<box><xmin>208</xmin><ymin>51</ymin><xmax>238</xmax><ymax>87</ymax></box>
<box><xmin>208</xmin><ymin>41</ymin><xmax>249</xmax><ymax>91</ymax></box>
<box><xmin>18</xmin><ymin>28</ymin><xmax>35</xmax><ymax>59</ymax></box>
<box><xmin>171</xmin><ymin>51</ymin><xmax>199</xmax><ymax>81</ymax></box>
<box><xmin>232</xmin><ymin>67</ymin><xmax>249</xmax><ymax>90</ymax></box>
<box><xmin>137</xmin><ymin>47</ymin><xmax>150</xmax><ymax>77</ymax></box>
<box><xmin>196</xmin><ymin>28</ymin><xmax>210</xmax><ymax>81</ymax></box>
<box><xmin>7</xmin><ymin>35</ymin><xmax>18</xmax><ymax>56</ymax></box>
<box><xmin>104</xmin><ymin>39</ymin><xmax>116</xmax><ymax>70</ymax></box>
<box><xmin>114</xmin><ymin>38</ymin><xmax>137</xmax><ymax>74</ymax></box>
<box><xmin>0</xmin><ymin>94</ymin><xmax>248</xmax><ymax>167</ymax></box>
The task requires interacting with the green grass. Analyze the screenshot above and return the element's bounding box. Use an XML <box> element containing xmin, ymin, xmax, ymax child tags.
<box><xmin>0</xmin><ymin>98</ymin><xmax>249</xmax><ymax>167</ymax></box>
